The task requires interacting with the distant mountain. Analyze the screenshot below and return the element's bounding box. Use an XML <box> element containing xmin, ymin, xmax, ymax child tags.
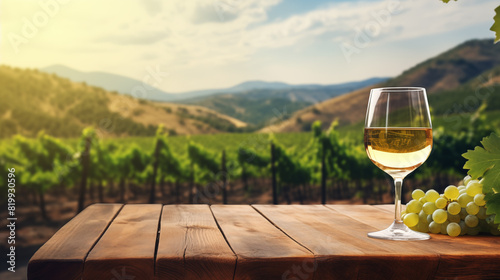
<box><xmin>175</xmin><ymin>77</ymin><xmax>389</xmax><ymax>126</ymax></box>
<box><xmin>261</xmin><ymin>39</ymin><xmax>500</xmax><ymax>133</ymax></box>
<box><xmin>42</xmin><ymin>64</ymin><xmax>178</xmax><ymax>101</ymax></box>
<box><xmin>41</xmin><ymin>65</ymin><xmax>387</xmax><ymax>104</ymax></box>
<box><xmin>0</xmin><ymin>66</ymin><xmax>247</xmax><ymax>138</ymax></box>
<box><xmin>179</xmin><ymin>80</ymin><xmax>294</xmax><ymax>99</ymax></box>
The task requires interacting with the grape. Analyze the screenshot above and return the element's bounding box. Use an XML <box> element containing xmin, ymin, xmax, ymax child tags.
<box><xmin>447</xmin><ymin>222</ymin><xmax>461</xmax><ymax>237</ymax></box>
<box><xmin>463</xmin><ymin>175</ymin><xmax>472</xmax><ymax>186</ymax></box>
<box><xmin>429</xmin><ymin>221</ymin><xmax>441</xmax><ymax>233</ymax></box>
<box><xmin>459</xmin><ymin>208</ymin><xmax>468</xmax><ymax>219</ymax></box>
<box><xmin>458</xmin><ymin>193</ymin><xmax>473</xmax><ymax>208</ymax></box>
<box><xmin>412</xmin><ymin>189</ymin><xmax>425</xmax><ymax>200</ymax></box>
<box><xmin>406</xmin><ymin>200</ymin><xmax>423</xmax><ymax>213</ymax></box>
<box><xmin>459</xmin><ymin>221</ymin><xmax>467</xmax><ymax>236</ymax></box>
<box><xmin>427</xmin><ymin>214</ymin><xmax>433</xmax><ymax>224</ymax></box>
<box><xmin>466</xmin><ymin>180</ymin><xmax>482</xmax><ymax>197</ymax></box>
<box><xmin>423</xmin><ymin>202</ymin><xmax>437</xmax><ymax>215</ymax></box>
<box><xmin>465</xmin><ymin>215</ymin><xmax>479</xmax><ymax>227</ymax></box>
<box><xmin>467</xmin><ymin>226</ymin><xmax>480</xmax><ymax>236</ymax></box>
<box><xmin>474</xmin><ymin>193</ymin><xmax>486</xmax><ymax>206</ymax></box>
<box><xmin>403</xmin><ymin>213</ymin><xmax>419</xmax><ymax>227</ymax></box>
<box><xmin>444</xmin><ymin>185</ymin><xmax>459</xmax><ymax>200</ymax></box>
<box><xmin>418</xmin><ymin>210</ymin><xmax>428</xmax><ymax>224</ymax></box>
<box><xmin>425</xmin><ymin>190</ymin><xmax>440</xmax><ymax>203</ymax></box>
<box><xmin>432</xmin><ymin>209</ymin><xmax>448</xmax><ymax>224</ymax></box>
<box><xmin>466</xmin><ymin>202</ymin><xmax>480</xmax><ymax>215</ymax></box>
<box><xmin>417</xmin><ymin>222</ymin><xmax>429</xmax><ymax>233</ymax></box>
<box><xmin>435</xmin><ymin>198</ymin><xmax>447</xmax><ymax>209</ymax></box>
<box><xmin>477</xmin><ymin>207</ymin><xmax>487</xmax><ymax>219</ymax></box>
<box><xmin>448</xmin><ymin>213</ymin><xmax>461</xmax><ymax>223</ymax></box>
<box><xmin>447</xmin><ymin>202</ymin><xmax>461</xmax><ymax>215</ymax></box>
<box><xmin>440</xmin><ymin>221</ymin><xmax>450</xmax><ymax>234</ymax></box>
<box><xmin>399</xmin><ymin>181</ymin><xmax>497</xmax><ymax>237</ymax></box>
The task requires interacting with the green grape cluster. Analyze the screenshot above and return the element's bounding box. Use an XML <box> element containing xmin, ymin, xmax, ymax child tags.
<box><xmin>402</xmin><ymin>175</ymin><xmax>500</xmax><ymax>237</ymax></box>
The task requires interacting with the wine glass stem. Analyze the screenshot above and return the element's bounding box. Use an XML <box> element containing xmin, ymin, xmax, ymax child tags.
<box><xmin>394</xmin><ymin>178</ymin><xmax>403</xmax><ymax>223</ymax></box>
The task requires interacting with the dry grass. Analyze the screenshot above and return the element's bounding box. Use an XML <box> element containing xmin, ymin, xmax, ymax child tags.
<box><xmin>108</xmin><ymin>95</ymin><xmax>247</xmax><ymax>135</ymax></box>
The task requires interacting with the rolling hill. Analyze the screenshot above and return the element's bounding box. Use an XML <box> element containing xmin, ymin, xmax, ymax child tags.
<box><xmin>261</xmin><ymin>39</ymin><xmax>500</xmax><ymax>133</ymax></box>
<box><xmin>174</xmin><ymin>77</ymin><xmax>388</xmax><ymax>126</ymax></box>
<box><xmin>42</xmin><ymin>64</ymin><xmax>178</xmax><ymax>101</ymax></box>
<box><xmin>0</xmin><ymin>66</ymin><xmax>247</xmax><ymax>138</ymax></box>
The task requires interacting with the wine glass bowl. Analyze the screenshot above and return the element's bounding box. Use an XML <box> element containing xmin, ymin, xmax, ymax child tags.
<box><xmin>364</xmin><ymin>87</ymin><xmax>433</xmax><ymax>241</ymax></box>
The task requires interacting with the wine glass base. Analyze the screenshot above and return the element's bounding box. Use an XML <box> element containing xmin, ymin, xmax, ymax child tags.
<box><xmin>368</xmin><ymin>221</ymin><xmax>430</xmax><ymax>241</ymax></box>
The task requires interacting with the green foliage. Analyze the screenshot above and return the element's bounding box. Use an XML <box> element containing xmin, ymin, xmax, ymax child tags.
<box><xmin>462</xmin><ymin>133</ymin><xmax>500</xmax><ymax>230</ymax></box>
<box><xmin>188</xmin><ymin>141</ymin><xmax>220</xmax><ymax>182</ymax></box>
<box><xmin>485</xmin><ymin>193</ymin><xmax>500</xmax><ymax>228</ymax></box>
<box><xmin>12</xmin><ymin>133</ymin><xmax>75</xmax><ymax>193</ymax></box>
<box><xmin>237</xmin><ymin>147</ymin><xmax>269</xmax><ymax>168</ymax></box>
<box><xmin>273</xmin><ymin>143</ymin><xmax>311</xmax><ymax>185</ymax></box>
<box><xmin>463</xmin><ymin>133</ymin><xmax>500</xmax><ymax>194</ymax></box>
<box><xmin>491</xmin><ymin>5</ymin><xmax>500</xmax><ymax>43</ymax></box>
<box><xmin>188</xmin><ymin>142</ymin><xmax>219</xmax><ymax>173</ymax></box>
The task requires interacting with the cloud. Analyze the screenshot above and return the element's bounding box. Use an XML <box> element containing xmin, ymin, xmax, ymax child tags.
<box><xmin>142</xmin><ymin>0</ymin><xmax>163</xmax><ymax>16</ymax></box>
<box><xmin>78</xmin><ymin>0</ymin><xmax>496</xmax><ymax>70</ymax></box>
<box><xmin>1</xmin><ymin>0</ymin><xmax>497</xmax><ymax>92</ymax></box>
<box><xmin>191</xmin><ymin>2</ymin><xmax>238</xmax><ymax>24</ymax></box>
<box><xmin>242</xmin><ymin>0</ymin><xmax>497</xmax><ymax>50</ymax></box>
<box><xmin>98</xmin><ymin>31</ymin><xmax>167</xmax><ymax>45</ymax></box>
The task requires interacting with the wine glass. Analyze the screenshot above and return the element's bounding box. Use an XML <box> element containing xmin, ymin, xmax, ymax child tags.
<box><xmin>364</xmin><ymin>87</ymin><xmax>432</xmax><ymax>241</ymax></box>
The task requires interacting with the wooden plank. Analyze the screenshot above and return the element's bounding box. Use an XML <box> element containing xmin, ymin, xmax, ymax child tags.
<box><xmin>254</xmin><ymin>205</ymin><xmax>439</xmax><ymax>280</ymax></box>
<box><xmin>83</xmin><ymin>204</ymin><xmax>162</xmax><ymax>280</ymax></box>
<box><xmin>28</xmin><ymin>203</ymin><xmax>123</xmax><ymax>280</ymax></box>
<box><xmin>211</xmin><ymin>205</ymin><xmax>315</xmax><ymax>280</ymax></box>
<box><xmin>327</xmin><ymin>205</ymin><xmax>500</xmax><ymax>279</ymax></box>
<box><xmin>372</xmin><ymin>204</ymin><xmax>396</xmax><ymax>213</ymax></box>
<box><xmin>156</xmin><ymin>205</ymin><xmax>236</xmax><ymax>280</ymax></box>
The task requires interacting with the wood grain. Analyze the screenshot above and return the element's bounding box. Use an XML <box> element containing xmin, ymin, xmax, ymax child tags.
<box><xmin>156</xmin><ymin>205</ymin><xmax>236</xmax><ymax>280</ymax></box>
<box><xmin>83</xmin><ymin>204</ymin><xmax>162</xmax><ymax>280</ymax></box>
<box><xmin>211</xmin><ymin>205</ymin><xmax>315</xmax><ymax>280</ymax></box>
<box><xmin>28</xmin><ymin>203</ymin><xmax>123</xmax><ymax>280</ymax></box>
<box><xmin>28</xmin><ymin>204</ymin><xmax>500</xmax><ymax>280</ymax></box>
<box><xmin>327</xmin><ymin>204</ymin><xmax>500</xmax><ymax>279</ymax></box>
<box><xmin>255</xmin><ymin>205</ymin><xmax>439</xmax><ymax>280</ymax></box>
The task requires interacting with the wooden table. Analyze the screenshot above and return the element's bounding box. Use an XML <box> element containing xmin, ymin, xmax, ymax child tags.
<box><xmin>28</xmin><ymin>204</ymin><xmax>500</xmax><ymax>280</ymax></box>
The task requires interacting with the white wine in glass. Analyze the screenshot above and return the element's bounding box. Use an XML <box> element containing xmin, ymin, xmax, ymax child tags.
<box><xmin>364</xmin><ymin>87</ymin><xmax>432</xmax><ymax>241</ymax></box>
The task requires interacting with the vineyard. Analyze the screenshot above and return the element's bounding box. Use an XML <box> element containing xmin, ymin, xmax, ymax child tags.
<box><xmin>0</xmin><ymin>103</ymin><xmax>496</xmax><ymax>220</ymax></box>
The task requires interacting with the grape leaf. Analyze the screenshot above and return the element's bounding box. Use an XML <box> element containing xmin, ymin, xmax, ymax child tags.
<box><xmin>485</xmin><ymin>193</ymin><xmax>500</xmax><ymax>230</ymax></box>
<box><xmin>491</xmin><ymin>5</ymin><xmax>500</xmax><ymax>43</ymax></box>
<box><xmin>462</xmin><ymin>133</ymin><xmax>500</xmax><ymax>194</ymax></box>
<box><xmin>463</xmin><ymin>133</ymin><xmax>500</xmax><ymax>231</ymax></box>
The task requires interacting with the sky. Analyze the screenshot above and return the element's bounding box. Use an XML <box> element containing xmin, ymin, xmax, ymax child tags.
<box><xmin>0</xmin><ymin>0</ymin><xmax>498</xmax><ymax>93</ymax></box>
